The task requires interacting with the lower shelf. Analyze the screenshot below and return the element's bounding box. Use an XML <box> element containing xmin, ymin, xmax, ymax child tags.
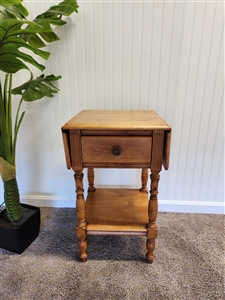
<box><xmin>86</xmin><ymin>188</ymin><xmax>148</xmax><ymax>235</ymax></box>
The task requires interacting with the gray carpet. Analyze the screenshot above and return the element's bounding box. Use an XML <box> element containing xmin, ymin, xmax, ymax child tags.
<box><xmin>0</xmin><ymin>208</ymin><xmax>224</xmax><ymax>300</ymax></box>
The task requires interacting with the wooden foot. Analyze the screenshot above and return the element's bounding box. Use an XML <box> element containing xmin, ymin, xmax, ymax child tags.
<box><xmin>78</xmin><ymin>239</ymin><xmax>88</xmax><ymax>262</ymax></box>
<box><xmin>146</xmin><ymin>225</ymin><xmax>157</xmax><ymax>263</ymax></box>
<box><xmin>76</xmin><ymin>225</ymin><xmax>87</xmax><ymax>262</ymax></box>
<box><xmin>146</xmin><ymin>240</ymin><xmax>155</xmax><ymax>263</ymax></box>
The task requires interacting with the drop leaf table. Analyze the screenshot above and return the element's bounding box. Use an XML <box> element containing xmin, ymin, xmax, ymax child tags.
<box><xmin>61</xmin><ymin>110</ymin><xmax>171</xmax><ymax>263</ymax></box>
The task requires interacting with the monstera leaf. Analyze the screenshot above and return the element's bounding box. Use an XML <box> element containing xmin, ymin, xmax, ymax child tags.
<box><xmin>0</xmin><ymin>0</ymin><xmax>78</xmax><ymax>74</ymax></box>
<box><xmin>0</xmin><ymin>0</ymin><xmax>23</xmax><ymax>4</ymax></box>
<box><xmin>0</xmin><ymin>19</ymin><xmax>52</xmax><ymax>73</ymax></box>
<box><xmin>12</xmin><ymin>74</ymin><xmax>62</xmax><ymax>101</ymax></box>
<box><xmin>0</xmin><ymin>2</ymin><xmax>28</xmax><ymax>19</ymax></box>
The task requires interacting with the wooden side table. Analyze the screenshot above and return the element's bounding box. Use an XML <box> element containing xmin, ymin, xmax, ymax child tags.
<box><xmin>61</xmin><ymin>110</ymin><xmax>171</xmax><ymax>263</ymax></box>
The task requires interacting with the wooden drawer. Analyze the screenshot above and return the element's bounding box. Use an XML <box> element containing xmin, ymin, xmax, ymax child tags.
<box><xmin>81</xmin><ymin>136</ymin><xmax>152</xmax><ymax>167</ymax></box>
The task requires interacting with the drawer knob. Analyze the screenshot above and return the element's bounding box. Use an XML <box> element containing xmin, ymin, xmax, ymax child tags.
<box><xmin>111</xmin><ymin>146</ymin><xmax>121</xmax><ymax>156</ymax></box>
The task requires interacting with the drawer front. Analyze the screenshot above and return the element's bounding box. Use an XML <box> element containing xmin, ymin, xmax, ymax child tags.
<box><xmin>81</xmin><ymin>136</ymin><xmax>152</xmax><ymax>167</ymax></box>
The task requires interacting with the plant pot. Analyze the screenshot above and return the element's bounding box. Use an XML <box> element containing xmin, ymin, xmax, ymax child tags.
<box><xmin>0</xmin><ymin>203</ymin><xmax>40</xmax><ymax>254</ymax></box>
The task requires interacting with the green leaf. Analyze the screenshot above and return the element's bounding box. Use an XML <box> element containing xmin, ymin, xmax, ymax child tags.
<box><xmin>41</xmin><ymin>17</ymin><xmax>67</xmax><ymax>27</ymax></box>
<box><xmin>0</xmin><ymin>36</ymin><xmax>50</xmax><ymax>73</ymax></box>
<box><xmin>12</xmin><ymin>4</ymin><xmax>28</xmax><ymax>18</ymax></box>
<box><xmin>0</xmin><ymin>18</ymin><xmax>53</xmax><ymax>38</ymax></box>
<box><xmin>11</xmin><ymin>74</ymin><xmax>62</xmax><ymax>101</ymax></box>
<box><xmin>42</xmin><ymin>5</ymin><xmax>77</xmax><ymax>17</ymax></box>
<box><xmin>62</xmin><ymin>0</ymin><xmax>79</xmax><ymax>11</ymax></box>
<box><xmin>25</xmin><ymin>0</ymin><xmax>78</xmax><ymax>45</ymax></box>
<box><xmin>21</xmin><ymin>19</ymin><xmax>60</xmax><ymax>45</ymax></box>
<box><xmin>24</xmin><ymin>33</ymin><xmax>47</xmax><ymax>48</ymax></box>
<box><xmin>0</xmin><ymin>6</ymin><xmax>17</xmax><ymax>20</ymax></box>
<box><xmin>35</xmin><ymin>0</ymin><xmax>79</xmax><ymax>22</ymax></box>
<box><xmin>0</xmin><ymin>54</ymin><xmax>29</xmax><ymax>73</ymax></box>
<box><xmin>0</xmin><ymin>4</ymin><xmax>28</xmax><ymax>20</ymax></box>
<box><xmin>0</xmin><ymin>20</ymin><xmax>52</xmax><ymax>73</ymax></box>
<box><xmin>4</xmin><ymin>36</ymin><xmax>50</xmax><ymax>59</ymax></box>
<box><xmin>0</xmin><ymin>1</ymin><xmax>23</xmax><ymax>4</ymax></box>
<box><xmin>39</xmin><ymin>31</ymin><xmax>60</xmax><ymax>43</ymax></box>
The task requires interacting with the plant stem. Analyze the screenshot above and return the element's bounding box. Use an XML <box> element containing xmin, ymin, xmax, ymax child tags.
<box><xmin>2</xmin><ymin>74</ymin><xmax>13</xmax><ymax>165</ymax></box>
<box><xmin>12</xmin><ymin>98</ymin><xmax>25</xmax><ymax>164</ymax></box>
<box><xmin>4</xmin><ymin>177</ymin><xmax>21</xmax><ymax>223</ymax></box>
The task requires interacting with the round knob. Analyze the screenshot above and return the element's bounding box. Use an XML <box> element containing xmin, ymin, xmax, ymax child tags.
<box><xmin>111</xmin><ymin>146</ymin><xmax>121</xmax><ymax>156</ymax></box>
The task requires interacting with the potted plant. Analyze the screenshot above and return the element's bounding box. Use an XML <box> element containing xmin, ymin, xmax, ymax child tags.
<box><xmin>0</xmin><ymin>0</ymin><xmax>78</xmax><ymax>253</ymax></box>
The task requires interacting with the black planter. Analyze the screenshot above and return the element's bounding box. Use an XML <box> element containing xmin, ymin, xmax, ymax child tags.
<box><xmin>0</xmin><ymin>203</ymin><xmax>40</xmax><ymax>254</ymax></box>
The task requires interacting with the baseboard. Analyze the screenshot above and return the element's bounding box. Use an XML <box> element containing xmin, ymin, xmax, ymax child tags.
<box><xmin>21</xmin><ymin>195</ymin><xmax>76</xmax><ymax>208</ymax></box>
<box><xmin>19</xmin><ymin>195</ymin><xmax>225</xmax><ymax>214</ymax></box>
<box><xmin>159</xmin><ymin>200</ymin><xmax>224</xmax><ymax>214</ymax></box>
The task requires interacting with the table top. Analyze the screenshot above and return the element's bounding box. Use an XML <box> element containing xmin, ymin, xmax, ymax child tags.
<box><xmin>62</xmin><ymin>110</ymin><xmax>171</xmax><ymax>131</ymax></box>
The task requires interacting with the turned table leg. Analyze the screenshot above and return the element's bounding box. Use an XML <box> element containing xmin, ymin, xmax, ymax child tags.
<box><xmin>88</xmin><ymin>168</ymin><xmax>96</xmax><ymax>192</ymax></box>
<box><xmin>140</xmin><ymin>168</ymin><xmax>149</xmax><ymax>193</ymax></box>
<box><xmin>146</xmin><ymin>171</ymin><xmax>160</xmax><ymax>263</ymax></box>
<box><xmin>74</xmin><ymin>170</ymin><xmax>88</xmax><ymax>262</ymax></box>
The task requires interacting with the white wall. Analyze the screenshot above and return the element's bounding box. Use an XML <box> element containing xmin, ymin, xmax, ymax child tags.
<box><xmin>0</xmin><ymin>0</ymin><xmax>224</xmax><ymax>213</ymax></box>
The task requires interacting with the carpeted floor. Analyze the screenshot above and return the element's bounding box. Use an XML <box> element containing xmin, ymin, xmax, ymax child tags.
<box><xmin>0</xmin><ymin>208</ymin><xmax>224</xmax><ymax>300</ymax></box>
